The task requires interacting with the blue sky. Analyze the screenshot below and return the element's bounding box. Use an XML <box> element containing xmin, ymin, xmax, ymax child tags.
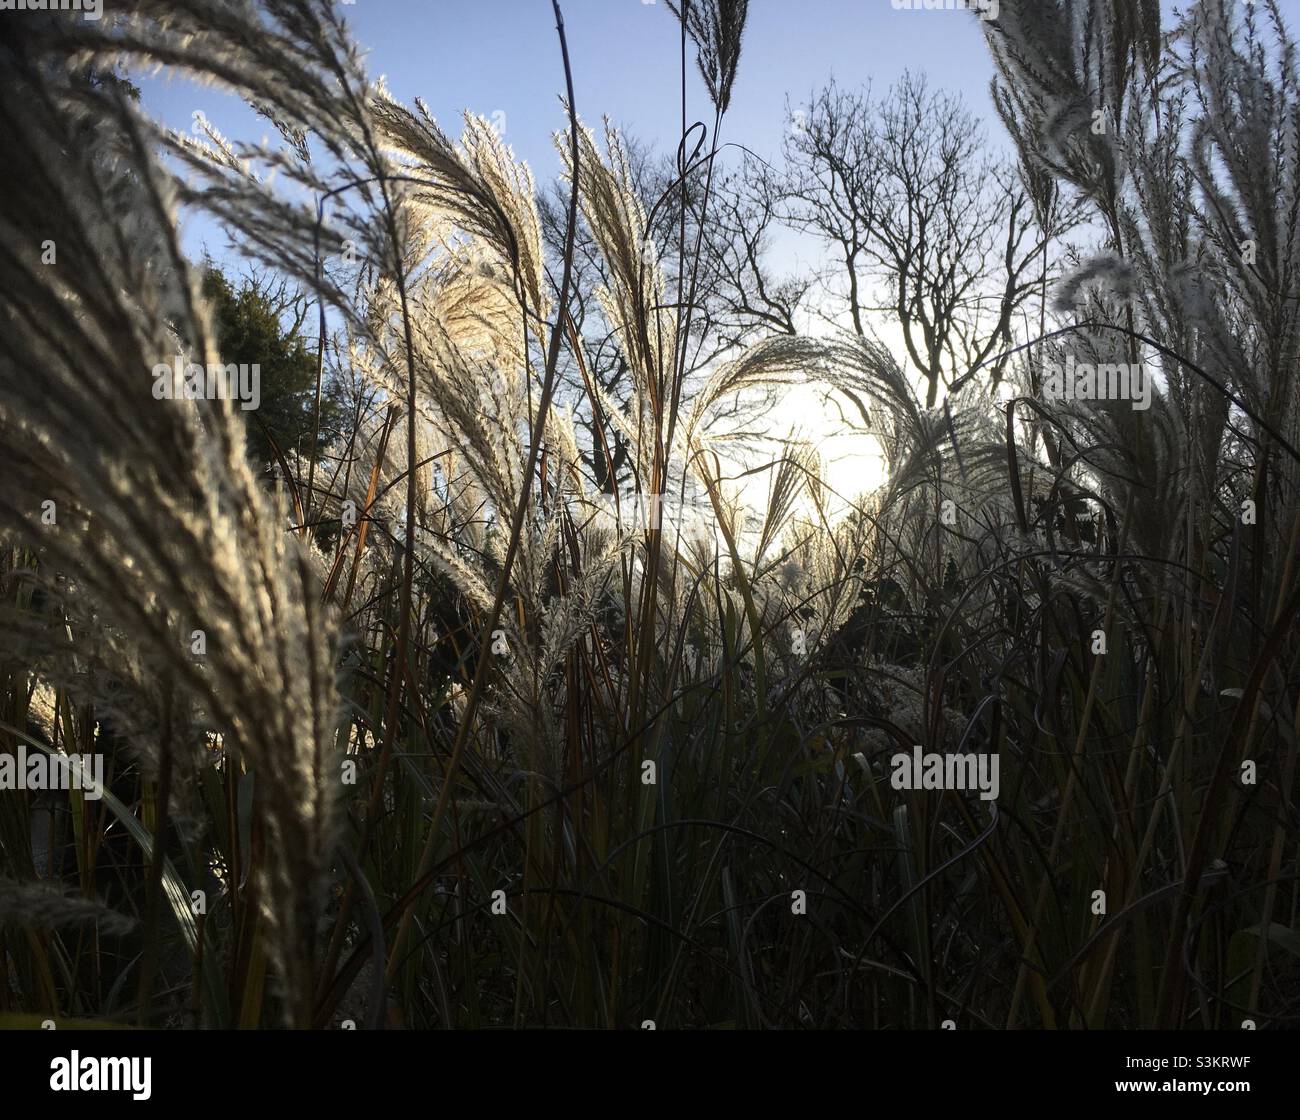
<box><xmin>341</xmin><ymin>0</ymin><xmax>1004</xmax><ymax>176</ymax></box>
<box><xmin>138</xmin><ymin>0</ymin><xmax>1006</xmax><ymax>263</ymax></box>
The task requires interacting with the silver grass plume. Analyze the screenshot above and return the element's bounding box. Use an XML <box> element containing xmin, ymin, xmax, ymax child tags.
<box><xmin>562</xmin><ymin>120</ymin><xmax>680</xmax><ymax>422</ymax></box>
<box><xmin>665</xmin><ymin>0</ymin><xmax>749</xmax><ymax>115</ymax></box>
<box><xmin>0</xmin><ymin>7</ymin><xmax>347</xmax><ymax>1026</ymax></box>
<box><xmin>0</xmin><ymin>879</ymin><xmax>137</xmax><ymax>939</ymax></box>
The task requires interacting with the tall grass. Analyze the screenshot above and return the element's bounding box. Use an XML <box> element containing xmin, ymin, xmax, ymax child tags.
<box><xmin>0</xmin><ymin>0</ymin><xmax>1296</xmax><ymax>1029</ymax></box>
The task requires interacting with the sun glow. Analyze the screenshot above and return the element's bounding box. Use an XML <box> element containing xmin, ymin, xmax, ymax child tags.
<box><xmin>715</xmin><ymin>379</ymin><xmax>887</xmax><ymax>531</ymax></box>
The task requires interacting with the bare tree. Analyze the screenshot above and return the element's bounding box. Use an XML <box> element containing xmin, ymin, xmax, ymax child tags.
<box><xmin>698</xmin><ymin>158</ymin><xmax>810</xmax><ymax>344</ymax></box>
<box><xmin>775</xmin><ymin>72</ymin><xmax>1074</xmax><ymax>408</ymax></box>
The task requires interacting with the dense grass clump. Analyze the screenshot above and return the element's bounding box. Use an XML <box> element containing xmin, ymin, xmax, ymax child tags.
<box><xmin>0</xmin><ymin>0</ymin><xmax>1297</xmax><ymax>1029</ymax></box>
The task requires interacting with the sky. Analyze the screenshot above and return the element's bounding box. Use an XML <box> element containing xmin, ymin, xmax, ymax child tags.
<box><xmin>345</xmin><ymin>0</ymin><xmax>1003</xmax><ymax>176</ymax></box>
<box><xmin>139</xmin><ymin>1</ymin><xmax>1005</xmax><ymax>192</ymax></box>
<box><xmin>131</xmin><ymin>0</ymin><xmax>1178</xmax><ymax>515</ymax></box>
